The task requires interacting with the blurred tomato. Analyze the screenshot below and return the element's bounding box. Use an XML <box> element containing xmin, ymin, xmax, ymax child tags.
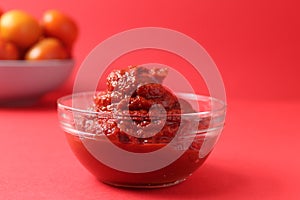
<box><xmin>0</xmin><ymin>10</ymin><xmax>42</xmax><ymax>49</ymax></box>
<box><xmin>42</xmin><ymin>10</ymin><xmax>78</xmax><ymax>51</ymax></box>
<box><xmin>0</xmin><ymin>38</ymin><xmax>20</xmax><ymax>60</ymax></box>
<box><xmin>0</xmin><ymin>8</ymin><xmax>3</xmax><ymax>17</ymax></box>
<box><xmin>25</xmin><ymin>37</ymin><xmax>69</xmax><ymax>60</ymax></box>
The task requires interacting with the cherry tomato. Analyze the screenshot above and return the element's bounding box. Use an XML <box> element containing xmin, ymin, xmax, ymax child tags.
<box><xmin>42</xmin><ymin>10</ymin><xmax>78</xmax><ymax>51</ymax></box>
<box><xmin>0</xmin><ymin>10</ymin><xmax>42</xmax><ymax>49</ymax></box>
<box><xmin>25</xmin><ymin>38</ymin><xmax>69</xmax><ymax>60</ymax></box>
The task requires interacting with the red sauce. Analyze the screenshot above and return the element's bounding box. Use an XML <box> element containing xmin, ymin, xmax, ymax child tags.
<box><xmin>65</xmin><ymin>133</ymin><xmax>209</xmax><ymax>187</ymax></box>
<box><xmin>66</xmin><ymin>66</ymin><xmax>212</xmax><ymax>187</ymax></box>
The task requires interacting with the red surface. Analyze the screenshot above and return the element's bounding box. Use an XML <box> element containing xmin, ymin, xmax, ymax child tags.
<box><xmin>1</xmin><ymin>0</ymin><xmax>300</xmax><ymax>199</ymax></box>
<box><xmin>1</xmin><ymin>98</ymin><xmax>300</xmax><ymax>199</ymax></box>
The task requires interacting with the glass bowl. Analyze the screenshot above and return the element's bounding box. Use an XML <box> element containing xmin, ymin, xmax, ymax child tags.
<box><xmin>57</xmin><ymin>91</ymin><xmax>226</xmax><ymax>188</ymax></box>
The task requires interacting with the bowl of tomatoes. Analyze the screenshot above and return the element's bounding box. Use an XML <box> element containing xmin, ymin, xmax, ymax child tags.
<box><xmin>0</xmin><ymin>8</ymin><xmax>78</xmax><ymax>104</ymax></box>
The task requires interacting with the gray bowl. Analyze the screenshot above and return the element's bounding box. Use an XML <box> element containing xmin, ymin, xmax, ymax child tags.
<box><xmin>0</xmin><ymin>59</ymin><xmax>74</xmax><ymax>105</ymax></box>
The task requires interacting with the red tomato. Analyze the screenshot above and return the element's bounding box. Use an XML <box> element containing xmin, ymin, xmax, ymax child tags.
<box><xmin>0</xmin><ymin>10</ymin><xmax>42</xmax><ymax>49</ymax></box>
<box><xmin>0</xmin><ymin>38</ymin><xmax>20</xmax><ymax>60</ymax></box>
<box><xmin>42</xmin><ymin>10</ymin><xmax>78</xmax><ymax>51</ymax></box>
<box><xmin>25</xmin><ymin>38</ymin><xmax>69</xmax><ymax>60</ymax></box>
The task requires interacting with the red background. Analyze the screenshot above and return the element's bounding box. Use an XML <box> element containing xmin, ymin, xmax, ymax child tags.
<box><xmin>2</xmin><ymin>0</ymin><xmax>299</xmax><ymax>100</ymax></box>
<box><xmin>1</xmin><ymin>0</ymin><xmax>300</xmax><ymax>199</ymax></box>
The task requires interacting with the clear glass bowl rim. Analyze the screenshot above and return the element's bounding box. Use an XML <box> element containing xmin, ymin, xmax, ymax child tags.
<box><xmin>57</xmin><ymin>91</ymin><xmax>226</xmax><ymax>117</ymax></box>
